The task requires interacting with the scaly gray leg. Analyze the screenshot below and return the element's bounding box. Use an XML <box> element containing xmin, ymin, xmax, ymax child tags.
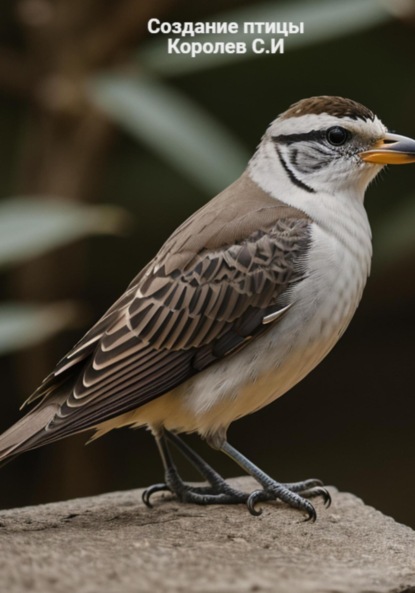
<box><xmin>220</xmin><ymin>441</ymin><xmax>331</xmax><ymax>521</ymax></box>
<box><xmin>143</xmin><ymin>429</ymin><xmax>330</xmax><ymax>518</ymax></box>
<box><xmin>142</xmin><ymin>429</ymin><xmax>249</xmax><ymax>508</ymax></box>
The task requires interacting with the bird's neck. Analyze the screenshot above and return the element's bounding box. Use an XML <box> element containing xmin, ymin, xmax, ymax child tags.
<box><xmin>248</xmin><ymin>142</ymin><xmax>373</xmax><ymax>276</ymax></box>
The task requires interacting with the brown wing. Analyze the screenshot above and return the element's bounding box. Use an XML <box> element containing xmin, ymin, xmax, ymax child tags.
<box><xmin>3</xmin><ymin>174</ymin><xmax>311</xmax><ymax>455</ymax></box>
<box><xmin>17</xmin><ymin>226</ymin><xmax>310</xmax><ymax>450</ymax></box>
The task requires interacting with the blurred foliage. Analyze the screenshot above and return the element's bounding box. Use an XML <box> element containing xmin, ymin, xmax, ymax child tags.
<box><xmin>0</xmin><ymin>301</ymin><xmax>78</xmax><ymax>355</ymax></box>
<box><xmin>0</xmin><ymin>0</ymin><xmax>414</xmax><ymax>529</ymax></box>
<box><xmin>0</xmin><ymin>197</ymin><xmax>126</xmax><ymax>269</ymax></box>
<box><xmin>0</xmin><ymin>198</ymin><xmax>126</xmax><ymax>351</ymax></box>
<box><xmin>87</xmin><ymin>73</ymin><xmax>248</xmax><ymax>193</ymax></box>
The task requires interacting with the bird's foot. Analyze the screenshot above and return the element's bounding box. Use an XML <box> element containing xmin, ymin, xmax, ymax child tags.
<box><xmin>142</xmin><ymin>475</ymin><xmax>330</xmax><ymax>516</ymax></box>
<box><xmin>145</xmin><ymin>432</ymin><xmax>331</xmax><ymax>519</ymax></box>
<box><xmin>144</xmin><ymin>430</ymin><xmax>250</xmax><ymax>508</ymax></box>
<box><xmin>142</xmin><ymin>474</ymin><xmax>249</xmax><ymax>508</ymax></box>
<box><xmin>247</xmin><ymin>478</ymin><xmax>331</xmax><ymax>520</ymax></box>
<box><xmin>218</xmin><ymin>442</ymin><xmax>331</xmax><ymax>520</ymax></box>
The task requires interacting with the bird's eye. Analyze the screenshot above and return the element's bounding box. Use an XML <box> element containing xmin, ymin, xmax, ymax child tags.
<box><xmin>326</xmin><ymin>126</ymin><xmax>350</xmax><ymax>146</ymax></box>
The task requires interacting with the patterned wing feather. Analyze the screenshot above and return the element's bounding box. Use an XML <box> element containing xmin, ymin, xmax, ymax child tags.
<box><xmin>10</xmin><ymin>173</ymin><xmax>312</xmax><ymax>454</ymax></box>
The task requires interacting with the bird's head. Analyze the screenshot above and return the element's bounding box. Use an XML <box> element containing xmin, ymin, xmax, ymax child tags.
<box><xmin>250</xmin><ymin>96</ymin><xmax>415</xmax><ymax>200</ymax></box>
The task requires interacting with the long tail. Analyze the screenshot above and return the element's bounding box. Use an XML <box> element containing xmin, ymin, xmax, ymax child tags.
<box><xmin>0</xmin><ymin>400</ymin><xmax>64</xmax><ymax>463</ymax></box>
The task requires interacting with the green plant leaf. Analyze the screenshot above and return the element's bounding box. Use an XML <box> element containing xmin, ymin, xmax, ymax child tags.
<box><xmin>0</xmin><ymin>302</ymin><xmax>80</xmax><ymax>356</ymax></box>
<box><xmin>140</xmin><ymin>0</ymin><xmax>391</xmax><ymax>75</ymax></box>
<box><xmin>87</xmin><ymin>73</ymin><xmax>249</xmax><ymax>193</ymax></box>
<box><xmin>0</xmin><ymin>198</ymin><xmax>127</xmax><ymax>269</ymax></box>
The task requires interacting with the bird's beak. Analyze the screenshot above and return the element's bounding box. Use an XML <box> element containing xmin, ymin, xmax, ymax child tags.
<box><xmin>360</xmin><ymin>132</ymin><xmax>415</xmax><ymax>164</ymax></box>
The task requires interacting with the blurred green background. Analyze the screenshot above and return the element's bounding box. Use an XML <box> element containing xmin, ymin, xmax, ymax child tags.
<box><xmin>0</xmin><ymin>0</ymin><xmax>414</xmax><ymax>528</ymax></box>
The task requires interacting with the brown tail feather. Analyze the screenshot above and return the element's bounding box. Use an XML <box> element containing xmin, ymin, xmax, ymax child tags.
<box><xmin>0</xmin><ymin>402</ymin><xmax>61</xmax><ymax>462</ymax></box>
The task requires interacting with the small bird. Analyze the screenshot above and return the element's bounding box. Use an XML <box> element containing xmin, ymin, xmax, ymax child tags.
<box><xmin>1</xmin><ymin>96</ymin><xmax>415</xmax><ymax>520</ymax></box>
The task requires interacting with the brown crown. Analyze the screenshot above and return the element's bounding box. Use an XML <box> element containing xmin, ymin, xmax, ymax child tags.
<box><xmin>280</xmin><ymin>96</ymin><xmax>375</xmax><ymax>122</ymax></box>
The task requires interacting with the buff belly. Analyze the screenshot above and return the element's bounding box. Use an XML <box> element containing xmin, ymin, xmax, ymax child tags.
<box><xmin>94</xmin><ymin>287</ymin><xmax>360</xmax><ymax>440</ymax></box>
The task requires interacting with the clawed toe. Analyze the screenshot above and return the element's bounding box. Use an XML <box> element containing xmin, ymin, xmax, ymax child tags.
<box><xmin>143</xmin><ymin>479</ymin><xmax>249</xmax><ymax>508</ymax></box>
<box><xmin>142</xmin><ymin>483</ymin><xmax>171</xmax><ymax>508</ymax></box>
<box><xmin>245</xmin><ymin>479</ymin><xmax>330</xmax><ymax>519</ymax></box>
<box><xmin>282</xmin><ymin>478</ymin><xmax>323</xmax><ymax>493</ymax></box>
<box><xmin>300</xmin><ymin>486</ymin><xmax>331</xmax><ymax>508</ymax></box>
<box><xmin>247</xmin><ymin>487</ymin><xmax>317</xmax><ymax>521</ymax></box>
<box><xmin>283</xmin><ymin>479</ymin><xmax>331</xmax><ymax>507</ymax></box>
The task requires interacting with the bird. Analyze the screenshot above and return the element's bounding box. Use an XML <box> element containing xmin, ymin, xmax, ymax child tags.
<box><xmin>1</xmin><ymin>96</ymin><xmax>415</xmax><ymax>521</ymax></box>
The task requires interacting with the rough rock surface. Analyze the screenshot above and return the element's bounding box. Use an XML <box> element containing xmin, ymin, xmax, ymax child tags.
<box><xmin>0</xmin><ymin>477</ymin><xmax>414</xmax><ymax>593</ymax></box>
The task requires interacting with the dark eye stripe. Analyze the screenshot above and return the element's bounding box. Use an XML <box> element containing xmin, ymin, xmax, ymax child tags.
<box><xmin>272</xmin><ymin>130</ymin><xmax>325</xmax><ymax>145</ymax></box>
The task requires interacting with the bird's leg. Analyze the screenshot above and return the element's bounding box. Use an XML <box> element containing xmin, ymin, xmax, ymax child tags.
<box><xmin>142</xmin><ymin>428</ymin><xmax>248</xmax><ymax>508</ymax></box>
<box><xmin>169</xmin><ymin>430</ymin><xmax>325</xmax><ymax>504</ymax></box>
<box><xmin>219</xmin><ymin>441</ymin><xmax>331</xmax><ymax>520</ymax></box>
<box><xmin>142</xmin><ymin>427</ymin><xmax>182</xmax><ymax>507</ymax></box>
<box><xmin>143</xmin><ymin>429</ymin><xmax>330</xmax><ymax>516</ymax></box>
<box><xmin>165</xmin><ymin>430</ymin><xmax>249</xmax><ymax>500</ymax></box>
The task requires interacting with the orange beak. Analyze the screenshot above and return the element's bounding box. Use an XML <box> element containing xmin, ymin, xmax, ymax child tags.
<box><xmin>360</xmin><ymin>132</ymin><xmax>415</xmax><ymax>165</ymax></box>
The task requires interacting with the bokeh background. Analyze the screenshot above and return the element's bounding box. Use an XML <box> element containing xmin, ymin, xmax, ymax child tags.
<box><xmin>0</xmin><ymin>0</ymin><xmax>414</xmax><ymax>528</ymax></box>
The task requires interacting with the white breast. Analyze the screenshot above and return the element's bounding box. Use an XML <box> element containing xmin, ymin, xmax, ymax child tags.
<box><xmin>186</xmin><ymin>217</ymin><xmax>370</xmax><ymax>426</ymax></box>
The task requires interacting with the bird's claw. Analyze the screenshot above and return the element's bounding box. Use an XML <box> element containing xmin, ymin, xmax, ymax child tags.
<box><xmin>142</xmin><ymin>483</ymin><xmax>171</xmax><ymax>508</ymax></box>
<box><xmin>300</xmin><ymin>486</ymin><xmax>332</xmax><ymax>508</ymax></box>
<box><xmin>247</xmin><ymin>489</ymin><xmax>266</xmax><ymax>516</ymax></box>
<box><xmin>302</xmin><ymin>503</ymin><xmax>317</xmax><ymax>523</ymax></box>
<box><xmin>246</xmin><ymin>483</ymin><xmax>322</xmax><ymax>521</ymax></box>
